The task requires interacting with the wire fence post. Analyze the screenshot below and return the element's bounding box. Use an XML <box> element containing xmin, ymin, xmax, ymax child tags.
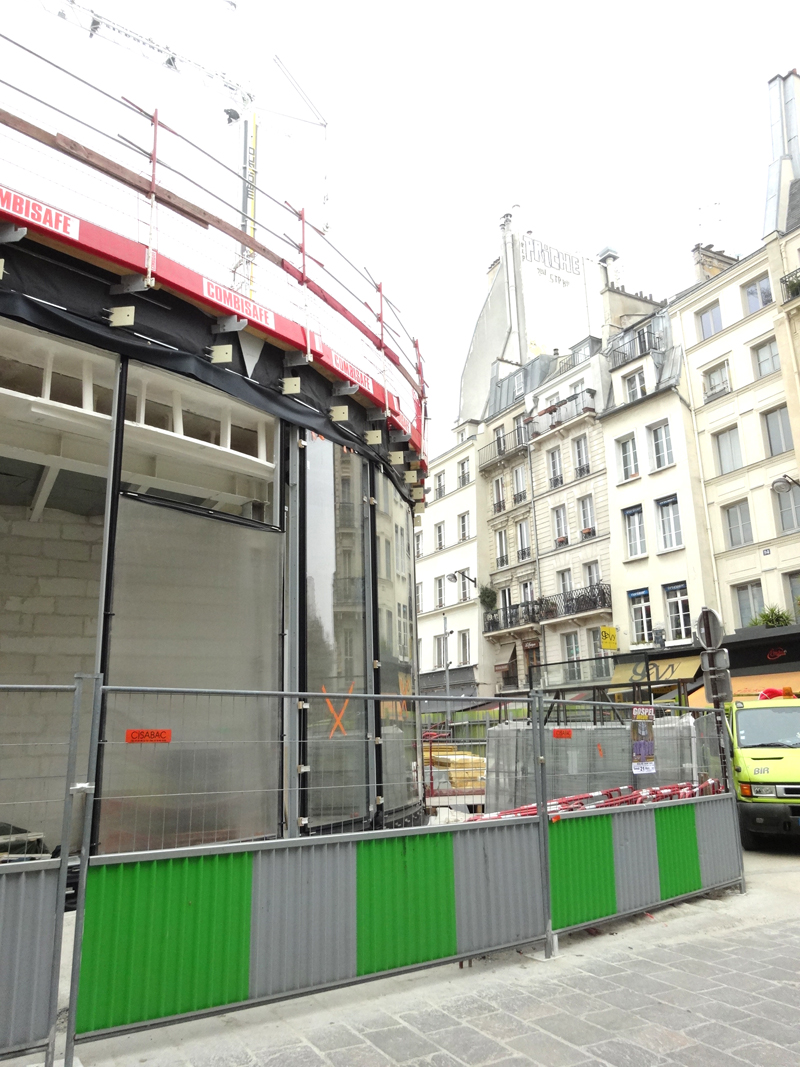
<box><xmin>44</xmin><ymin>676</ymin><xmax>84</xmax><ymax>1067</ymax></box>
<box><xmin>64</xmin><ymin>674</ymin><xmax>103</xmax><ymax>1067</ymax></box>
<box><xmin>530</xmin><ymin>688</ymin><xmax>555</xmax><ymax>958</ymax></box>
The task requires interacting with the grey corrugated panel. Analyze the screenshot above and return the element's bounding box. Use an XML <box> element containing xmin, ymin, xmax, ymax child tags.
<box><xmin>611</xmin><ymin>807</ymin><xmax>660</xmax><ymax>914</ymax></box>
<box><xmin>695</xmin><ymin>794</ymin><xmax>742</xmax><ymax>889</ymax></box>
<box><xmin>452</xmin><ymin>822</ymin><xmax>545</xmax><ymax>955</ymax></box>
<box><xmin>250</xmin><ymin>840</ymin><xmax>357</xmax><ymax>998</ymax></box>
<box><xmin>0</xmin><ymin>865</ymin><xmax>58</xmax><ymax>1054</ymax></box>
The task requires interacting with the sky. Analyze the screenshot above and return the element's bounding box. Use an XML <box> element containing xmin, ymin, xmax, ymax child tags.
<box><xmin>5</xmin><ymin>1</ymin><xmax>800</xmax><ymax>455</ymax></box>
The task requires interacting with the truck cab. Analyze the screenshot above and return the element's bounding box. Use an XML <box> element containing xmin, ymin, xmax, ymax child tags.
<box><xmin>729</xmin><ymin>695</ymin><xmax>800</xmax><ymax>848</ymax></box>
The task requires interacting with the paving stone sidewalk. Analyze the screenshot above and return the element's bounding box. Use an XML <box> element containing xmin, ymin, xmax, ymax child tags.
<box><xmin>43</xmin><ymin>911</ymin><xmax>800</xmax><ymax>1067</ymax></box>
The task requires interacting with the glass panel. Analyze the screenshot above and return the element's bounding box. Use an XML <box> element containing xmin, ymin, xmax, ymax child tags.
<box><xmin>305</xmin><ymin>439</ymin><xmax>369</xmax><ymax>830</ymax></box>
<box><xmin>376</xmin><ymin>468</ymin><xmax>419</xmax><ymax>820</ymax></box>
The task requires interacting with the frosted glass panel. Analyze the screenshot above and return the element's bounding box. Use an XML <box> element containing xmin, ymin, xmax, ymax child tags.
<box><xmin>98</xmin><ymin>499</ymin><xmax>284</xmax><ymax>852</ymax></box>
<box><xmin>109</xmin><ymin>496</ymin><xmax>282</xmax><ymax>688</ymax></box>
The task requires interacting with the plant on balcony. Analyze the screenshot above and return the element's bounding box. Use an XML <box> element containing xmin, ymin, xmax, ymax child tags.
<box><xmin>539</xmin><ymin>404</ymin><xmax>558</xmax><ymax>415</ymax></box>
<box><xmin>748</xmin><ymin>605</ymin><xmax>793</xmax><ymax>628</ymax></box>
<box><xmin>479</xmin><ymin>584</ymin><xmax>497</xmax><ymax>611</ymax></box>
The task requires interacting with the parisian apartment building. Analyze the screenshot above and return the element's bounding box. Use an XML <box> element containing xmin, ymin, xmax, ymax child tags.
<box><xmin>417</xmin><ymin>69</ymin><xmax>800</xmax><ymax>698</ymax></box>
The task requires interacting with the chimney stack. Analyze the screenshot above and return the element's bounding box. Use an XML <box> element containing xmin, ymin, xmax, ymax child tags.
<box><xmin>692</xmin><ymin>243</ymin><xmax>738</xmax><ymax>282</ymax></box>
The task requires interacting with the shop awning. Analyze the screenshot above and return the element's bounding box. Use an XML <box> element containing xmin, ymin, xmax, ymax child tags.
<box><xmin>688</xmin><ymin>671</ymin><xmax>800</xmax><ymax>707</ymax></box>
<box><xmin>610</xmin><ymin>655</ymin><xmax>701</xmax><ymax>687</ymax></box>
<box><xmin>494</xmin><ymin>642</ymin><xmax>516</xmax><ymax>672</ymax></box>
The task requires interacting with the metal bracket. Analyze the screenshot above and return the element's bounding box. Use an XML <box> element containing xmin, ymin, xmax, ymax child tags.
<box><xmin>375</xmin><ymin>795</ymin><xmax>384</xmax><ymax>806</ymax></box>
<box><xmin>373</xmin><ymin>659</ymin><xmax>381</xmax><ymax>669</ymax></box>
<box><xmin>297</xmin><ymin>764</ymin><xmax>310</xmax><ymax>774</ymax></box>
<box><xmin>374</xmin><ymin>736</ymin><xmax>382</xmax><ymax>746</ymax></box>
<box><xmin>365</xmin><ymin>407</ymin><xmax>387</xmax><ymax>421</ymax></box>
<box><xmin>330</xmin><ymin>405</ymin><xmax>349</xmax><ymax>422</ymax></box>
<box><xmin>282</xmin><ymin>377</ymin><xmax>302</xmax><ymax>395</ymax></box>
<box><xmin>211</xmin><ymin>314</ymin><xmax>247</xmax><ymax>334</ymax></box>
<box><xmin>205</xmin><ymin>344</ymin><xmax>233</xmax><ymax>363</ymax></box>
<box><xmin>110</xmin><ymin>273</ymin><xmax>151</xmax><ymax>294</ymax></box>
<box><xmin>0</xmin><ymin>223</ymin><xmax>26</xmax><ymax>244</ymax></box>
<box><xmin>284</xmin><ymin>349</ymin><xmax>313</xmax><ymax>367</ymax></box>
<box><xmin>297</xmin><ymin>816</ymin><xmax>309</xmax><ymax>827</ymax></box>
<box><xmin>390</xmin><ymin>430</ymin><xmax>411</xmax><ymax>443</ymax></box>
<box><xmin>333</xmin><ymin>382</ymin><xmax>359</xmax><ymax>396</ymax></box>
<box><xmin>364</xmin><ymin>430</ymin><xmax>383</xmax><ymax>446</ymax></box>
<box><xmin>69</xmin><ymin>782</ymin><xmax>95</xmax><ymax>794</ymax></box>
<box><xmin>297</xmin><ymin>700</ymin><xmax>309</xmax><ymax>710</ymax></box>
<box><xmin>102</xmin><ymin>306</ymin><xmax>135</xmax><ymax>327</ymax></box>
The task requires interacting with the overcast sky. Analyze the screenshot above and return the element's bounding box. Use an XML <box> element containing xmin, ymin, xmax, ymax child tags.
<box><xmin>7</xmin><ymin>1</ymin><xmax>800</xmax><ymax>454</ymax></box>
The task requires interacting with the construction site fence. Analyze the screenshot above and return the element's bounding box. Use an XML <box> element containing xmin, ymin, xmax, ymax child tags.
<box><xmin>0</xmin><ymin>680</ymin><xmax>745</xmax><ymax>1065</ymax></box>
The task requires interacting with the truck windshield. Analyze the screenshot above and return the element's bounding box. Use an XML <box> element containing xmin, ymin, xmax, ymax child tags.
<box><xmin>736</xmin><ymin>705</ymin><xmax>800</xmax><ymax>748</ymax></box>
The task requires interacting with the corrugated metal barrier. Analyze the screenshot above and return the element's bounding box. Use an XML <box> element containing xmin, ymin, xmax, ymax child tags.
<box><xmin>73</xmin><ymin>793</ymin><xmax>741</xmax><ymax>1036</ymax></box>
<box><xmin>0</xmin><ymin>859</ymin><xmax>61</xmax><ymax>1055</ymax></box>
<box><xmin>75</xmin><ymin>817</ymin><xmax>547</xmax><ymax>1034</ymax></box>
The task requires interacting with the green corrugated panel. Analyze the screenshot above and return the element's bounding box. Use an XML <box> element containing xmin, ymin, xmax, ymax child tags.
<box><xmin>356</xmin><ymin>834</ymin><xmax>457</xmax><ymax>975</ymax></box>
<box><xmin>550</xmin><ymin>815</ymin><xmax>617</xmax><ymax>930</ymax></box>
<box><xmin>76</xmin><ymin>852</ymin><xmax>252</xmax><ymax>1032</ymax></box>
<box><xmin>654</xmin><ymin>804</ymin><xmax>702</xmax><ymax>900</ymax></box>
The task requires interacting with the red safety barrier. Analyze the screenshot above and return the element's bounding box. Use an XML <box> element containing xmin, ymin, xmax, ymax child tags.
<box><xmin>468</xmin><ymin>779</ymin><xmax>723</xmax><ymax>822</ymax></box>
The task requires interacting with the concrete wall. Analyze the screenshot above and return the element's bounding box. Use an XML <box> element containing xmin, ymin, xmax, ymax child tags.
<box><xmin>0</xmin><ymin>503</ymin><xmax>101</xmax><ymax>684</ymax></box>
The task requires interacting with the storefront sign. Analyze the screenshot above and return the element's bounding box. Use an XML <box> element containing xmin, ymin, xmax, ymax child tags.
<box><xmin>600</xmin><ymin>626</ymin><xmax>618</xmax><ymax>651</ymax></box>
<box><xmin>125</xmin><ymin>729</ymin><xmax>172</xmax><ymax>744</ymax></box>
<box><xmin>631</xmin><ymin>706</ymin><xmax>655</xmax><ymax>774</ymax></box>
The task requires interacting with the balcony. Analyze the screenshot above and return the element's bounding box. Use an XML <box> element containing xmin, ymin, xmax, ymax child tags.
<box><xmin>549</xmin><ymin>474</ymin><xmax>563</xmax><ymax>489</ymax></box>
<box><xmin>493</xmin><ymin>499</ymin><xmax>506</xmax><ymax>514</ymax></box>
<box><xmin>333</xmin><ymin>576</ymin><xmax>364</xmax><ymax>603</ymax></box>
<box><xmin>496</xmin><ymin>554</ymin><xmax>509</xmax><ymax>568</ymax></box>
<box><xmin>557</xmin><ymin>349</ymin><xmax>591</xmax><ymax>376</ymax></box>
<box><xmin>482</xmin><ymin>583</ymin><xmax>612</xmax><ymax>633</ymax></box>
<box><xmin>703</xmin><ymin>382</ymin><xmax>730</xmax><ymax>404</ymax></box>
<box><xmin>478</xmin><ymin>426</ymin><xmax>529</xmax><ymax>468</ymax></box>
<box><xmin>517</xmin><ymin>546</ymin><xmax>531</xmax><ymax>562</ymax></box>
<box><xmin>337</xmin><ymin>501</ymin><xmax>355</xmax><ymax>526</ymax></box>
<box><xmin>609</xmin><ymin>329</ymin><xmax>662</xmax><ymax>369</ymax></box>
<box><xmin>538</xmin><ymin>582</ymin><xmax>612</xmax><ymax>620</ymax></box>
<box><xmin>781</xmin><ymin>267</ymin><xmax>800</xmax><ymax>303</ymax></box>
<box><xmin>574</xmin><ymin>463</ymin><xmax>590</xmax><ymax>479</ymax></box>
<box><xmin>513</xmin><ymin>489</ymin><xmax>527</xmax><ymax>504</ymax></box>
<box><xmin>435</xmin><ymin>485</ymin><xmax>446</xmax><ymax>499</ymax></box>
<box><xmin>458</xmin><ymin>473</ymin><xmax>471</xmax><ymax>488</ymax></box>
<box><xmin>528</xmin><ymin>390</ymin><xmax>596</xmax><ymax>438</ymax></box>
<box><xmin>483</xmin><ymin>601</ymin><xmax>539</xmax><ymax>633</ymax></box>
<box><xmin>554</xmin><ymin>535</ymin><xmax>569</xmax><ymax>549</ymax></box>
<box><xmin>580</xmin><ymin>526</ymin><xmax>596</xmax><ymax>540</ymax></box>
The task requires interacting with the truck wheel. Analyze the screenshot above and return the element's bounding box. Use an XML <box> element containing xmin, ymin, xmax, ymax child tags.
<box><xmin>739</xmin><ymin>825</ymin><xmax>759</xmax><ymax>851</ymax></box>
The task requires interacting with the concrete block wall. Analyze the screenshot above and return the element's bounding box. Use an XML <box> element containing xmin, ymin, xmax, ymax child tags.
<box><xmin>0</xmin><ymin>504</ymin><xmax>102</xmax><ymax>685</ymax></box>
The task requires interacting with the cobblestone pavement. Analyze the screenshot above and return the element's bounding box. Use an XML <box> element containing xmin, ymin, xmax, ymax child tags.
<box><xmin>17</xmin><ymin>847</ymin><xmax>800</xmax><ymax>1067</ymax></box>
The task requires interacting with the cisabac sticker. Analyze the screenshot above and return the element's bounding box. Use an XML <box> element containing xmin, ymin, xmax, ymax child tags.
<box><xmin>125</xmin><ymin>729</ymin><xmax>172</xmax><ymax>744</ymax></box>
<box><xmin>552</xmin><ymin>728</ymin><xmax>572</xmax><ymax>739</ymax></box>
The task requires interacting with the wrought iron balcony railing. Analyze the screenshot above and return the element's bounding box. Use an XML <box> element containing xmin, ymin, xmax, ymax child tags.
<box><xmin>528</xmin><ymin>390</ymin><xmax>596</xmax><ymax>438</ymax></box>
<box><xmin>549</xmin><ymin>474</ymin><xmax>563</xmax><ymax>489</ymax></box>
<box><xmin>703</xmin><ymin>383</ymin><xmax>731</xmax><ymax>404</ymax></box>
<box><xmin>513</xmin><ymin>489</ymin><xmax>527</xmax><ymax>504</ymax></box>
<box><xmin>478</xmin><ymin>426</ymin><xmax>529</xmax><ymax>468</ymax></box>
<box><xmin>483</xmin><ymin>601</ymin><xmax>539</xmax><ymax>633</ymax></box>
<box><xmin>517</xmin><ymin>546</ymin><xmax>531</xmax><ymax>561</ymax></box>
<box><xmin>496</xmin><ymin>554</ymin><xmax>509</xmax><ymax>568</ymax></box>
<box><xmin>781</xmin><ymin>267</ymin><xmax>800</xmax><ymax>304</ymax></box>
<box><xmin>574</xmin><ymin>463</ymin><xmax>590</xmax><ymax>479</ymax></box>
<box><xmin>580</xmin><ymin>526</ymin><xmax>596</xmax><ymax>540</ymax></box>
<box><xmin>557</xmin><ymin>348</ymin><xmax>592</xmax><ymax>376</ymax></box>
<box><xmin>333</xmin><ymin>576</ymin><xmax>365</xmax><ymax>603</ymax></box>
<box><xmin>458</xmin><ymin>473</ymin><xmax>471</xmax><ymax>488</ymax></box>
<box><xmin>493</xmin><ymin>499</ymin><xmax>506</xmax><ymax>514</ymax></box>
<box><xmin>609</xmin><ymin>329</ymin><xmax>662</xmax><ymax>368</ymax></box>
<box><xmin>538</xmin><ymin>582</ymin><xmax>612</xmax><ymax>620</ymax></box>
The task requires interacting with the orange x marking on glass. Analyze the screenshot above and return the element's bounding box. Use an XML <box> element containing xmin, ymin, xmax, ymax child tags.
<box><xmin>321</xmin><ymin>682</ymin><xmax>354</xmax><ymax>738</ymax></box>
